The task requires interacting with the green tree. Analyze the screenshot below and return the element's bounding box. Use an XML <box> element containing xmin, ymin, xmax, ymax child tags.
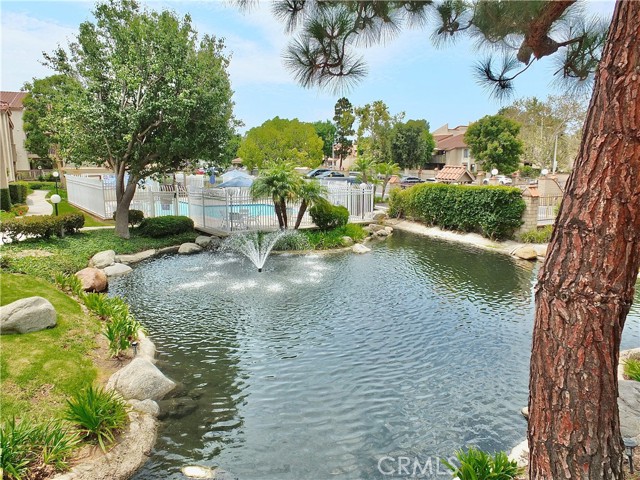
<box><xmin>355</xmin><ymin>100</ymin><xmax>400</xmax><ymax>164</ymax></box>
<box><xmin>238</xmin><ymin>117</ymin><xmax>323</xmax><ymax>171</ymax></box>
<box><xmin>293</xmin><ymin>179</ymin><xmax>327</xmax><ymax>229</ymax></box>
<box><xmin>43</xmin><ymin>0</ymin><xmax>237</xmax><ymax>238</ymax></box>
<box><xmin>250</xmin><ymin>161</ymin><xmax>302</xmax><ymax>229</ymax></box>
<box><xmin>333</xmin><ymin>97</ymin><xmax>355</xmax><ymax>170</ymax></box>
<box><xmin>254</xmin><ymin>2</ymin><xmax>640</xmax><ymax>478</ymax></box>
<box><xmin>390</xmin><ymin>119</ymin><xmax>436</xmax><ymax>170</ymax></box>
<box><xmin>464</xmin><ymin>115</ymin><xmax>523</xmax><ymax>174</ymax></box>
<box><xmin>376</xmin><ymin>161</ymin><xmax>400</xmax><ymax>199</ymax></box>
<box><xmin>350</xmin><ymin>152</ymin><xmax>376</xmax><ymax>185</ymax></box>
<box><xmin>312</xmin><ymin>120</ymin><xmax>337</xmax><ymax>159</ymax></box>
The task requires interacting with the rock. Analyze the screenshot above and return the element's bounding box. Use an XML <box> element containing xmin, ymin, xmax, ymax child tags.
<box><xmin>116</xmin><ymin>250</ymin><xmax>156</xmax><ymax>265</ymax></box>
<box><xmin>103</xmin><ymin>263</ymin><xmax>133</xmax><ymax>277</ymax></box>
<box><xmin>508</xmin><ymin>439</ymin><xmax>529</xmax><ymax>468</ymax></box>
<box><xmin>207</xmin><ymin>237</ymin><xmax>224</xmax><ymax>251</ymax></box>
<box><xmin>106</xmin><ymin>357</ymin><xmax>176</xmax><ymax>401</ymax></box>
<box><xmin>384</xmin><ymin>226</ymin><xmax>394</xmax><ymax>234</ymax></box>
<box><xmin>372</xmin><ymin>211</ymin><xmax>388</xmax><ymax>221</ymax></box>
<box><xmin>181</xmin><ymin>466</ymin><xmax>216</xmax><ymax>479</ymax></box>
<box><xmin>521</xmin><ymin>407</ymin><xmax>529</xmax><ymax>419</ymax></box>
<box><xmin>369</xmin><ymin>224</ymin><xmax>386</xmax><ymax>233</ymax></box>
<box><xmin>0</xmin><ymin>297</ymin><xmax>57</xmax><ymax>335</ymax></box>
<box><xmin>157</xmin><ymin>396</ymin><xmax>198</xmax><ymax>420</ymax></box>
<box><xmin>534</xmin><ymin>245</ymin><xmax>548</xmax><ymax>257</ymax></box>
<box><xmin>157</xmin><ymin>245</ymin><xmax>180</xmax><ymax>255</ymax></box>
<box><xmin>341</xmin><ymin>236</ymin><xmax>354</xmax><ymax>246</ymax></box>
<box><xmin>178</xmin><ymin>243</ymin><xmax>202</xmax><ymax>255</ymax></box>
<box><xmin>128</xmin><ymin>399</ymin><xmax>160</xmax><ymax>417</ymax></box>
<box><xmin>510</xmin><ymin>245</ymin><xmax>538</xmax><ymax>261</ymax></box>
<box><xmin>137</xmin><ymin>335</ymin><xmax>156</xmax><ymax>363</ymax></box>
<box><xmin>352</xmin><ymin>244</ymin><xmax>371</xmax><ymax>254</ymax></box>
<box><xmin>374</xmin><ymin>229</ymin><xmax>389</xmax><ymax>238</ymax></box>
<box><xmin>75</xmin><ymin>267</ymin><xmax>108</xmax><ymax>293</ymax></box>
<box><xmin>195</xmin><ymin>235</ymin><xmax>212</xmax><ymax>247</ymax></box>
<box><xmin>89</xmin><ymin>250</ymin><xmax>116</xmax><ymax>269</ymax></box>
<box><xmin>619</xmin><ymin>380</ymin><xmax>640</xmax><ymax>441</ymax></box>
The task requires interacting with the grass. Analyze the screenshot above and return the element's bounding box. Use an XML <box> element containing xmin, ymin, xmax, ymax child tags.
<box><xmin>0</xmin><ymin>273</ymin><xmax>101</xmax><ymax>422</ymax></box>
<box><xmin>624</xmin><ymin>356</ymin><xmax>640</xmax><ymax>381</ymax></box>
<box><xmin>1</xmin><ymin>229</ymin><xmax>197</xmax><ymax>281</ymax></box>
<box><xmin>302</xmin><ymin>223</ymin><xmax>367</xmax><ymax>249</ymax></box>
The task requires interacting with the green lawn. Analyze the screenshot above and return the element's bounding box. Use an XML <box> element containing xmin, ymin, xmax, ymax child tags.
<box><xmin>0</xmin><ymin>273</ymin><xmax>101</xmax><ymax>421</ymax></box>
<box><xmin>1</xmin><ymin>228</ymin><xmax>197</xmax><ymax>281</ymax></box>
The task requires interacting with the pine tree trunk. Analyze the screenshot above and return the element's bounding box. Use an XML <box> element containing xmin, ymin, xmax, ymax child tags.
<box><xmin>528</xmin><ymin>3</ymin><xmax>640</xmax><ymax>479</ymax></box>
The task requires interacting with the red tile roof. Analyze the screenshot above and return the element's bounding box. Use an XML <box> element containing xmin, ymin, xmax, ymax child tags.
<box><xmin>435</xmin><ymin>165</ymin><xmax>475</xmax><ymax>183</ymax></box>
<box><xmin>0</xmin><ymin>91</ymin><xmax>27</xmax><ymax>110</ymax></box>
<box><xmin>436</xmin><ymin>133</ymin><xmax>468</xmax><ymax>151</ymax></box>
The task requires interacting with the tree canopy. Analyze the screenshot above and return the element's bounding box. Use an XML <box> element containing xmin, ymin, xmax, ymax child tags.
<box><xmin>464</xmin><ymin>115</ymin><xmax>524</xmax><ymax>174</ymax></box>
<box><xmin>237</xmin><ymin>117</ymin><xmax>324</xmax><ymax>170</ymax></box>
<box><xmin>42</xmin><ymin>0</ymin><xmax>237</xmax><ymax>237</ymax></box>
<box><xmin>333</xmin><ymin>97</ymin><xmax>355</xmax><ymax>169</ymax></box>
<box><xmin>390</xmin><ymin>119</ymin><xmax>435</xmax><ymax>170</ymax></box>
<box><xmin>355</xmin><ymin>100</ymin><xmax>401</xmax><ymax>164</ymax></box>
<box><xmin>313</xmin><ymin>120</ymin><xmax>337</xmax><ymax>159</ymax></box>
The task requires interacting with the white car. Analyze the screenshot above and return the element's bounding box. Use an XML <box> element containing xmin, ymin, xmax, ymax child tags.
<box><xmin>483</xmin><ymin>175</ymin><xmax>513</xmax><ymax>185</ymax></box>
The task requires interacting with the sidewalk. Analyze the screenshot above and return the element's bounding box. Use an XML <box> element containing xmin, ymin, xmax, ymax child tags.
<box><xmin>25</xmin><ymin>190</ymin><xmax>53</xmax><ymax>216</ymax></box>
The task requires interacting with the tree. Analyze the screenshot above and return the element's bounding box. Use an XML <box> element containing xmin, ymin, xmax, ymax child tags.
<box><xmin>250</xmin><ymin>161</ymin><xmax>302</xmax><ymax>229</ymax></box>
<box><xmin>350</xmin><ymin>152</ymin><xmax>376</xmax><ymax>185</ymax></box>
<box><xmin>355</xmin><ymin>100</ymin><xmax>400</xmax><ymax>164</ymax></box>
<box><xmin>464</xmin><ymin>115</ymin><xmax>524</xmax><ymax>174</ymax></box>
<box><xmin>293</xmin><ymin>179</ymin><xmax>326</xmax><ymax>229</ymax></box>
<box><xmin>312</xmin><ymin>120</ymin><xmax>337</xmax><ymax>159</ymax></box>
<box><xmin>44</xmin><ymin>0</ymin><xmax>237</xmax><ymax>238</ymax></box>
<box><xmin>237</xmin><ymin>117</ymin><xmax>323</xmax><ymax>171</ymax></box>
<box><xmin>390</xmin><ymin>119</ymin><xmax>436</xmax><ymax>170</ymax></box>
<box><xmin>376</xmin><ymin>161</ymin><xmax>400</xmax><ymax>200</ymax></box>
<box><xmin>333</xmin><ymin>97</ymin><xmax>355</xmax><ymax>170</ymax></box>
<box><xmin>499</xmin><ymin>94</ymin><xmax>588</xmax><ymax>172</ymax></box>
<box><xmin>252</xmin><ymin>1</ymin><xmax>640</xmax><ymax>478</ymax></box>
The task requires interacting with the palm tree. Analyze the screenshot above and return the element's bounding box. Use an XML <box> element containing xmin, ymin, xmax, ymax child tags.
<box><xmin>294</xmin><ymin>179</ymin><xmax>327</xmax><ymax>229</ymax></box>
<box><xmin>250</xmin><ymin>161</ymin><xmax>301</xmax><ymax>229</ymax></box>
<box><xmin>351</xmin><ymin>153</ymin><xmax>376</xmax><ymax>184</ymax></box>
<box><xmin>376</xmin><ymin>161</ymin><xmax>400</xmax><ymax>200</ymax></box>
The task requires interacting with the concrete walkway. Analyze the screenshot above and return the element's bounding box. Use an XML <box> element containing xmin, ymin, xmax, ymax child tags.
<box><xmin>25</xmin><ymin>190</ymin><xmax>53</xmax><ymax>216</ymax></box>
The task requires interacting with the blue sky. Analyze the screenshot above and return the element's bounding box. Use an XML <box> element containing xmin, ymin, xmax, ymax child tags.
<box><xmin>1</xmin><ymin>0</ymin><xmax>615</xmax><ymax>133</ymax></box>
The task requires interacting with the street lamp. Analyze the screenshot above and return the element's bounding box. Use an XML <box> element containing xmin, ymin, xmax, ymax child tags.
<box><xmin>491</xmin><ymin>168</ymin><xmax>498</xmax><ymax>177</ymax></box>
<box><xmin>50</xmin><ymin>193</ymin><xmax>61</xmax><ymax>216</ymax></box>
<box><xmin>541</xmin><ymin>168</ymin><xmax>549</xmax><ymax>176</ymax></box>
<box><xmin>52</xmin><ymin>171</ymin><xmax>60</xmax><ymax>195</ymax></box>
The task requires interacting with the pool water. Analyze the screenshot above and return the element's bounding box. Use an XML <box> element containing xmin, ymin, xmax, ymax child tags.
<box><xmin>110</xmin><ymin>231</ymin><xmax>640</xmax><ymax>480</ymax></box>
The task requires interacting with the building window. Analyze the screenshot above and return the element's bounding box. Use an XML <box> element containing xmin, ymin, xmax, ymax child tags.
<box><xmin>463</xmin><ymin>148</ymin><xmax>469</xmax><ymax>158</ymax></box>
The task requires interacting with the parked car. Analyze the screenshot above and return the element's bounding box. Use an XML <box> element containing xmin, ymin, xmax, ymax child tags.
<box><xmin>305</xmin><ymin>168</ymin><xmax>332</xmax><ymax>178</ymax></box>
<box><xmin>400</xmin><ymin>176</ymin><xmax>425</xmax><ymax>188</ymax></box>
<box><xmin>317</xmin><ymin>171</ymin><xmax>346</xmax><ymax>178</ymax></box>
<box><xmin>483</xmin><ymin>175</ymin><xmax>513</xmax><ymax>185</ymax></box>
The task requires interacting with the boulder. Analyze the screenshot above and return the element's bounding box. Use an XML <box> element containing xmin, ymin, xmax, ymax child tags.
<box><xmin>103</xmin><ymin>263</ymin><xmax>133</xmax><ymax>277</ymax></box>
<box><xmin>106</xmin><ymin>357</ymin><xmax>176</xmax><ymax>401</ymax></box>
<box><xmin>181</xmin><ymin>466</ymin><xmax>216</xmax><ymax>479</ymax></box>
<box><xmin>178</xmin><ymin>243</ymin><xmax>202</xmax><ymax>255</ymax></box>
<box><xmin>341</xmin><ymin>236</ymin><xmax>354</xmax><ymax>246</ymax></box>
<box><xmin>619</xmin><ymin>380</ymin><xmax>640</xmax><ymax>441</ymax></box>
<box><xmin>374</xmin><ymin>229</ymin><xmax>389</xmax><ymax>238</ymax></box>
<box><xmin>510</xmin><ymin>245</ymin><xmax>538</xmax><ymax>261</ymax></box>
<box><xmin>368</xmin><ymin>224</ymin><xmax>386</xmax><ymax>233</ymax></box>
<box><xmin>372</xmin><ymin>211</ymin><xmax>388</xmax><ymax>221</ymax></box>
<box><xmin>384</xmin><ymin>226</ymin><xmax>394</xmax><ymax>234</ymax></box>
<box><xmin>0</xmin><ymin>297</ymin><xmax>57</xmax><ymax>335</ymax></box>
<box><xmin>116</xmin><ymin>249</ymin><xmax>156</xmax><ymax>265</ymax></box>
<box><xmin>534</xmin><ymin>245</ymin><xmax>548</xmax><ymax>257</ymax></box>
<box><xmin>207</xmin><ymin>237</ymin><xmax>224</xmax><ymax>251</ymax></box>
<box><xmin>521</xmin><ymin>407</ymin><xmax>529</xmax><ymax>420</ymax></box>
<box><xmin>157</xmin><ymin>245</ymin><xmax>181</xmax><ymax>255</ymax></box>
<box><xmin>128</xmin><ymin>399</ymin><xmax>160</xmax><ymax>417</ymax></box>
<box><xmin>157</xmin><ymin>396</ymin><xmax>198</xmax><ymax>420</ymax></box>
<box><xmin>138</xmin><ymin>336</ymin><xmax>156</xmax><ymax>363</ymax></box>
<box><xmin>89</xmin><ymin>250</ymin><xmax>116</xmax><ymax>269</ymax></box>
<box><xmin>352</xmin><ymin>244</ymin><xmax>371</xmax><ymax>254</ymax></box>
<box><xmin>195</xmin><ymin>235</ymin><xmax>212</xmax><ymax>247</ymax></box>
<box><xmin>75</xmin><ymin>267</ymin><xmax>108</xmax><ymax>293</ymax></box>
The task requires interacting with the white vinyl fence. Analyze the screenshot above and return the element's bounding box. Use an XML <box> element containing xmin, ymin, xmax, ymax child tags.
<box><xmin>65</xmin><ymin>174</ymin><xmax>374</xmax><ymax>232</ymax></box>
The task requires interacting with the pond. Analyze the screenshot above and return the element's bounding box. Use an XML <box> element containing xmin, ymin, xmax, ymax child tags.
<box><xmin>110</xmin><ymin>231</ymin><xmax>640</xmax><ymax>480</ymax></box>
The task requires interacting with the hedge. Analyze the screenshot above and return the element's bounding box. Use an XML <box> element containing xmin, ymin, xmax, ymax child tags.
<box><xmin>309</xmin><ymin>201</ymin><xmax>349</xmax><ymax>231</ymax></box>
<box><xmin>388</xmin><ymin>183</ymin><xmax>525</xmax><ymax>240</ymax></box>
<box><xmin>0</xmin><ymin>188</ymin><xmax>11</xmax><ymax>211</ymax></box>
<box><xmin>138</xmin><ymin>215</ymin><xmax>194</xmax><ymax>238</ymax></box>
<box><xmin>9</xmin><ymin>182</ymin><xmax>28</xmax><ymax>204</ymax></box>
<box><xmin>113</xmin><ymin>209</ymin><xmax>144</xmax><ymax>228</ymax></box>
<box><xmin>0</xmin><ymin>213</ymin><xmax>85</xmax><ymax>242</ymax></box>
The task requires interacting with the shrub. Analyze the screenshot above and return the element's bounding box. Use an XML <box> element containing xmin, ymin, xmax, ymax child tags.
<box><xmin>388</xmin><ymin>183</ymin><xmax>525</xmax><ymax>240</ymax></box>
<box><xmin>0</xmin><ymin>417</ymin><xmax>32</xmax><ymax>479</ymax></box>
<box><xmin>442</xmin><ymin>447</ymin><xmax>523</xmax><ymax>480</ymax></box>
<box><xmin>54</xmin><ymin>273</ymin><xmax>84</xmax><ymax>297</ymax></box>
<box><xmin>61</xmin><ymin>213</ymin><xmax>85</xmax><ymax>233</ymax></box>
<box><xmin>11</xmin><ymin>205</ymin><xmax>28</xmax><ymax>216</ymax></box>
<box><xmin>309</xmin><ymin>201</ymin><xmax>349</xmax><ymax>231</ymax></box>
<box><xmin>103</xmin><ymin>310</ymin><xmax>144</xmax><ymax>357</ymax></box>
<box><xmin>518</xmin><ymin>225</ymin><xmax>553</xmax><ymax>243</ymax></box>
<box><xmin>138</xmin><ymin>215</ymin><xmax>194</xmax><ymax>238</ymax></box>
<box><xmin>340</xmin><ymin>223</ymin><xmax>366</xmax><ymax>243</ymax></box>
<box><xmin>273</xmin><ymin>231</ymin><xmax>312</xmax><ymax>251</ymax></box>
<box><xmin>25</xmin><ymin>181</ymin><xmax>56</xmax><ymax>191</ymax></box>
<box><xmin>624</xmin><ymin>357</ymin><xmax>640</xmax><ymax>381</ymax></box>
<box><xmin>64</xmin><ymin>386</ymin><xmax>128</xmax><ymax>452</ymax></box>
<box><xmin>8</xmin><ymin>183</ymin><xmax>28</xmax><ymax>204</ymax></box>
<box><xmin>1</xmin><ymin>188</ymin><xmax>11</xmax><ymax>211</ymax></box>
<box><xmin>0</xmin><ymin>215</ymin><xmax>63</xmax><ymax>242</ymax></box>
<box><xmin>112</xmin><ymin>209</ymin><xmax>144</xmax><ymax>228</ymax></box>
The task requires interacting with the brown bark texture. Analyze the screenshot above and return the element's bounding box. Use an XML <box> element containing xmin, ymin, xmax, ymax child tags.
<box><xmin>528</xmin><ymin>2</ymin><xmax>640</xmax><ymax>479</ymax></box>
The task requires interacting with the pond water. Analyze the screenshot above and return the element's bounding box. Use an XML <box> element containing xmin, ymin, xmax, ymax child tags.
<box><xmin>110</xmin><ymin>231</ymin><xmax>640</xmax><ymax>480</ymax></box>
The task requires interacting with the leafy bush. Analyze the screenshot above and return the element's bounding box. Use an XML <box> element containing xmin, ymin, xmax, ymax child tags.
<box><xmin>303</xmin><ymin>224</ymin><xmax>366</xmax><ymax>249</ymax></box>
<box><xmin>64</xmin><ymin>386</ymin><xmax>128</xmax><ymax>452</ymax></box>
<box><xmin>273</xmin><ymin>231</ymin><xmax>312</xmax><ymax>251</ymax></box>
<box><xmin>25</xmin><ymin>181</ymin><xmax>56</xmax><ymax>191</ymax></box>
<box><xmin>443</xmin><ymin>447</ymin><xmax>523</xmax><ymax>480</ymax></box>
<box><xmin>61</xmin><ymin>213</ymin><xmax>85</xmax><ymax>233</ymax></box>
<box><xmin>11</xmin><ymin>205</ymin><xmax>28</xmax><ymax>216</ymax></box>
<box><xmin>340</xmin><ymin>223</ymin><xmax>366</xmax><ymax>243</ymax></box>
<box><xmin>1</xmin><ymin>188</ymin><xmax>11</xmax><ymax>211</ymax></box>
<box><xmin>8</xmin><ymin>183</ymin><xmax>28</xmax><ymax>204</ymax></box>
<box><xmin>0</xmin><ymin>417</ymin><xmax>79</xmax><ymax>479</ymax></box>
<box><xmin>389</xmin><ymin>183</ymin><xmax>525</xmax><ymax>240</ymax></box>
<box><xmin>518</xmin><ymin>225</ymin><xmax>553</xmax><ymax>243</ymax></box>
<box><xmin>624</xmin><ymin>357</ymin><xmax>640</xmax><ymax>381</ymax></box>
<box><xmin>519</xmin><ymin>165</ymin><xmax>540</xmax><ymax>178</ymax></box>
<box><xmin>138</xmin><ymin>215</ymin><xmax>194</xmax><ymax>238</ymax></box>
<box><xmin>309</xmin><ymin>200</ymin><xmax>349</xmax><ymax>231</ymax></box>
<box><xmin>0</xmin><ymin>215</ymin><xmax>63</xmax><ymax>242</ymax></box>
<box><xmin>112</xmin><ymin>209</ymin><xmax>144</xmax><ymax>228</ymax></box>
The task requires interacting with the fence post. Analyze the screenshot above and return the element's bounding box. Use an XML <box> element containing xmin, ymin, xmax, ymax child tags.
<box><xmin>518</xmin><ymin>188</ymin><xmax>540</xmax><ymax>234</ymax></box>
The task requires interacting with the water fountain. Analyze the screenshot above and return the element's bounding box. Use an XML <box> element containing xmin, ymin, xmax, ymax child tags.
<box><xmin>222</xmin><ymin>230</ymin><xmax>307</xmax><ymax>271</ymax></box>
